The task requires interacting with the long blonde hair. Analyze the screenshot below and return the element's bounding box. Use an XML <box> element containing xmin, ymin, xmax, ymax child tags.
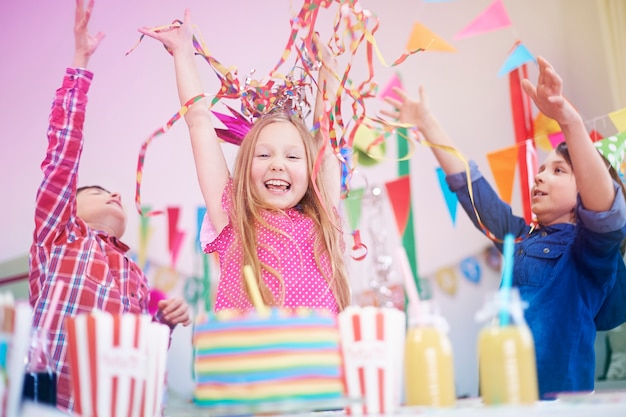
<box><xmin>230</xmin><ymin>112</ymin><xmax>350</xmax><ymax>310</ymax></box>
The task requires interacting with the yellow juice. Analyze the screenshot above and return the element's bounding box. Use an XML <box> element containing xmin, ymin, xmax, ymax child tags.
<box><xmin>478</xmin><ymin>325</ymin><xmax>538</xmax><ymax>405</ymax></box>
<box><xmin>404</xmin><ymin>326</ymin><xmax>456</xmax><ymax>407</ymax></box>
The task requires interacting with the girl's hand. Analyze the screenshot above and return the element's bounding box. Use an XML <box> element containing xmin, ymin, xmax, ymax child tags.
<box><xmin>138</xmin><ymin>8</ymin><xmax>195</xmax><ymax>55</ymax></box>
<box><xmin>157</xmin><ymin>296</ymin><xmax>193</xmax><ymax>327</ymax></box>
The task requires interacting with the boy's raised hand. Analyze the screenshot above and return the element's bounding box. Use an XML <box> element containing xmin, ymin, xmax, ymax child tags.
<box><xmin>381</xmin><ymin>86</ymin><xmax>432</xmax><ymax>131</ymax></box>
<box><xmin>521</xmin><ymin>56</ymin><xmax>577</xmax><ymax>126</ymax></box>
<box><xmin>73</xmin><ymin>0</ymin><xmax>105</xmax><ymax>68</ymax></box>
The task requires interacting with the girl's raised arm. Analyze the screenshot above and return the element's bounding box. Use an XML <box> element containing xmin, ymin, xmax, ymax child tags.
<box><xmin>312</xmin><ymin>35</ymin><xmax>342</xmax><ymax>206</ymax></box>
<box><xmin>139</xmin><ymin>9</ymin><xmax>229</xmax><ymax>232</ymax></box>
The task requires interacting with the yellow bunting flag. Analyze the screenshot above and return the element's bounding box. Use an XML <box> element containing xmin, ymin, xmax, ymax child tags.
<box><xmin>609</xmin><ymin>108</ymin><xmax>626</xmax><ymax>133</ymax></box>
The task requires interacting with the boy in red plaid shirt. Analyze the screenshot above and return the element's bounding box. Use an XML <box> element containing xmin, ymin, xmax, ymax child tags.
<box><xmin>29</xmin><ymin>1</ymin><xmax>192</xmax><ymax>412</ymax></box>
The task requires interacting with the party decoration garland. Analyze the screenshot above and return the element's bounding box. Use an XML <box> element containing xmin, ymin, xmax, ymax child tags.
<box><xmin>128</xmin><ymin>0</ymin><xmax>426</xmax><ymax>217</ymax></box>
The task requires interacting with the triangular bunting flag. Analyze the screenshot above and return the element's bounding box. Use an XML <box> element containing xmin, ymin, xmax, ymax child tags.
<box><xmin>196</xmin><ymin>206</ymin><xmax>207</xmax><ymax>251</ymax></box>
<box><xmin>343</xmin><ymin>187</ymin><xmax>365</xmax><ymax>231</ymax></box>
<box><xmin>498</xmin><ymin>43</ymin><xmax>536</xmax><ymax>77</ymax></box>
<box><xmin>533</xmin><ymin>112</ymin><xmax>561</xmax><ymax>152</ymax></box>
<box><xmin>454</xmin><ymin>0</ymin><xmax>511</xmax><ymax>40</ymax></box>
<box><xmin>548</xmin><ymin>131</ymin><xmax>565</xmax><ymax>149</ymax></box>
<box><xmin>589</xmin><ymin>129</ymin><xmax>604</xmax><ymax>142</ymax></box>
<box><xmin>138</xmin><ymin>205</ymin><xmax>152</xmax><ymax>270</ymax></box>
<box><xmin>167</xmin><ymin>207</ymin><xmax>186</xmax><ymax>268</ymax></box>
<box><xmin>435</xmin><ymin>167</ymin><xmax>458</xmax><ymax>226</ymax></box>
<box><xmin>353</xmin><ymin>124</ymin><xmax>386</xmax><ymax>167</ymax></box>
<box><xmin>385</xmin><ymin>176</ymin><xmax>412</xmax><ymax>236</ymax></box>
<box><xmin>594</xmin><ymin>131</ymin><xmax>626</xmax><ymax>171</ymax></box>
<box><xmin>486</xmin><ymin>144</ymin><xmax>519</xmax><ymax>204</ymax></box>
<box><xmin>609</xmin><ymin>108</ymin><xmax>626</xmax><ymax>133</ymax></box>
<box><xmin>379</xmin><ymin>73</ymin><xmax>403</xmax><ymax>102</ymax></box>
<box><xmin>406</xmin><ymin>22</ymin><xmax>456</xmax><ymax>52</ymax></box>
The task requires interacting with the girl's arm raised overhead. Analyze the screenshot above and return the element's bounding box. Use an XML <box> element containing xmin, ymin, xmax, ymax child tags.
<box><xmin>139</xmin><ymin>9</ymin><xmax>229</xmax><ymax>232</ymax></box>
<box><xmin>312</xmin><ymin>34</ymin><xmax>341</xmax><ymax>205</ymax></box>
<box><xmin>522</xmin><ymin>56</ymin><xmax>615</xmax><ymax>212</ymax></box>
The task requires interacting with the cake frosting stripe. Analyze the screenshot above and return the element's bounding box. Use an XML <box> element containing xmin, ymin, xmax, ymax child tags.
<box><xmin>192</xmin><ymin>308</ymin><xmax>346</xmax><ymax>408</ymax></box>
<box><xmin>196</xmin><ymin>352</ymin><xmax>340</xmax><ymax>372</ymax></box>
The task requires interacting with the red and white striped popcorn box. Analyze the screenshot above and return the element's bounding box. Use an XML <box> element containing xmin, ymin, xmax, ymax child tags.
<box><xmin>66</xmin><ymin>313</ymin><xmax>170</xmax><ymax>417</ymax></box>
<box><xmin>338</xmin><ymin>306</ymin><xmax>406</xmax><ymax>415</ymax></box>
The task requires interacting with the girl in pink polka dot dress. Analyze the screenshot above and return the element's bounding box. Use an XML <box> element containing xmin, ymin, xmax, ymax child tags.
<box><xmin>140</xmin><ymin>10</ymin><xmax>351</xmax><ymax>314</ymax></box>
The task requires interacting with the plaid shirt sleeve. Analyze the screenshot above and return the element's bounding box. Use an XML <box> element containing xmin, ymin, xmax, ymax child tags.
<box><xmin>34</xmin><ymin>68</ymin><xmax>92</xmax><ymax>245</ymax></box>
<box><xmin>29</xmin><ymin>68</ymin><xmax>92</xmax><ymax>307</ymax></box>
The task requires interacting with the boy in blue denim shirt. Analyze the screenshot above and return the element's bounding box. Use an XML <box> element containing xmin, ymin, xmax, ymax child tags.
<box><xmin>383</xmin><ymin>56</ymin><xmax>626</xmax><ymax>399</ymax></box>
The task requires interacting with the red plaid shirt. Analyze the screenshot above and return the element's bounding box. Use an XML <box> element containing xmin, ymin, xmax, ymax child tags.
<box><xmin>29</xmin><ymin>68</ymin><xmax>153</xmax><ymax>412</ymax></box>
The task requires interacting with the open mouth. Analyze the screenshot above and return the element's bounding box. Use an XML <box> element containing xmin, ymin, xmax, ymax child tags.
<box><xmin>532</xmin><ymin>190</ymin><xmax>547</xmax><ymax>197</ymax></box>
<box><xmin>265</xmin><ymin>179</ymin><xmax>291</xmax><ymax>192</ymax></box>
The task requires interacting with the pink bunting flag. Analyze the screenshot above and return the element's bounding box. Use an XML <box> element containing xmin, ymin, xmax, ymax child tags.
<box><xmin>378</xmin><ymin>73</ymin><xmax>403</xmax><ymax>102</ymax></box>
<box><xmin>167</xmin><ymin>207</ymin><xmax>186</xmax><ymax>268</ymax></box>
<box><xmin>548</xmin><ymin>131</ymin><xmax>565</xmax><ymax>149</ymax></box>
<box><xmin>454</xmin><ymin>0</ymin><xmax>511</xmax><ymax>40</ymax></box>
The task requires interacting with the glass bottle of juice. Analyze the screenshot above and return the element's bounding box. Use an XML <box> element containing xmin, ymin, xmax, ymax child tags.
<box><xmin>404</xmin><ymin>301</ymin><xmax>456</xmax><ymax>407</ymax></box>
<box><xmin>22</xmin><ymin>328</ymin><xmax>57</xmax><ymax>406</ymax></box>
<box><xmin>476</xmin><ymin>288</ymin><xmax>538</xmax><ymax>405</ymax></box>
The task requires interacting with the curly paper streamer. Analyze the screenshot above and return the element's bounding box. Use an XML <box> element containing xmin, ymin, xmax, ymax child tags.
<box><xmin>135</xmin><ymin>93</ymin><xmax>208</xmax><ymax>216</ymax></box>
<box><xmin>130</xmin><ymin>0</ymin><xmax>426</xmax><ymax>216</ymax></box>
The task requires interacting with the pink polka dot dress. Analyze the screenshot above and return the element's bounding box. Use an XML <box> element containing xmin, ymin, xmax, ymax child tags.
<box><xmin>200</xmin><ymin>182</ymin><xmax>340</xmax><ymax>314</ymax></box>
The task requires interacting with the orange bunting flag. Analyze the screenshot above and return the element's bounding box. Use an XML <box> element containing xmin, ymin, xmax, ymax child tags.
<box><xmin>486</xmin><ymin>144</ymin><xmax>519</xmax><ymax>205</ymax></box>
<box><xmin>454</xmin><ymin>0</ymin><xmax>511</xmax><ymax>40</ymax></box>
<box><xmin>384</xmin><ymin>176</ymin><xmax>412</xmax><ymax>236</ymax></box>
<box><xmin>406</xmin><ymin>22</ymin><xmax>456</xmax><ymax>52</ymax></box>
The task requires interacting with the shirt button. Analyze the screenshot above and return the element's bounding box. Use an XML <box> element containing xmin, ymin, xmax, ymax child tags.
<box><xmin>131</xmin><ymin>292</ymin><xmax>136</xmax><ymax>297</ymax></box>
<box><xmin>518</xmin><ymin>249</ymin><xmax>524</xmax><ymax>255</ymax></box>
<box><xmin>543</xmin><ymin>248</ymin><xmax>550</xmax><ymax>254</ymax></box>
<box><xmin>541</xmin><ymin>231</ymin><xmax>547</xmax><ymax>237</ymax></box>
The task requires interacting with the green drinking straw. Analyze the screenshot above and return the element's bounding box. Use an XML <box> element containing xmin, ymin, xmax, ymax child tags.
<box><xmin>499</xmin><ymin>233</ymin><xmax>515</xmax><ymax>326</ymax></box>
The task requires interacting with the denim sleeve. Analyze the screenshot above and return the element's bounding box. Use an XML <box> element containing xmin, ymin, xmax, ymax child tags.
<box><xmin>577</xmin><ymin>180</ymin><xmax>626</xmax><ymax>234</ymax></box>
<box><xmin>446</xmin><ymin>161</ymin><xmax>530</xmax><ymax>250</ymax></box>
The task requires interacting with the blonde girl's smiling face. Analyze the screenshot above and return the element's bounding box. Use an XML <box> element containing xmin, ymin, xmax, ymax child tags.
<box><xmin>250</xmin><ymin>121</ymin><xmax>309</xmax><ymax>210</ymax></box>
<box><xmin>531</xmin><ymin>149</ymin><xmax>578</xmax><ymax>226</ymax></box>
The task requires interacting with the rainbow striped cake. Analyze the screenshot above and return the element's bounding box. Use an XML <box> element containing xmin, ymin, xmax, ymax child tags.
<box><xmin>192</xmin><ymin>308</ymin><xmax>345</xmax><ymax>407</ymax></box>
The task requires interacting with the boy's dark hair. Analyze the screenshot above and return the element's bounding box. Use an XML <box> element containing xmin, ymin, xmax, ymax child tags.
<box><xmin>76</xmin><ymin>185</ymin><xmax>111</xmax><ymax>195</ymax></box>
<box><xmin>556</xmin><ymin>141</ymin><xmax>626</xmax><ymax>255</ymax></box>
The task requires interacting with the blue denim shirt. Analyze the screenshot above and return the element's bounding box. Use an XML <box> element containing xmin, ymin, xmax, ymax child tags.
<box><xmin>447</xmin><ymin>161</ymin><xmax>626</xmax><ymax>399</ymax></box>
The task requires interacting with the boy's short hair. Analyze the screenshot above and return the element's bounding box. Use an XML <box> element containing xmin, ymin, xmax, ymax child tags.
<box><xmin>76</xmin><ymin>185</ymin><xmax>111</xmax><ymax>195</ymax></box>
